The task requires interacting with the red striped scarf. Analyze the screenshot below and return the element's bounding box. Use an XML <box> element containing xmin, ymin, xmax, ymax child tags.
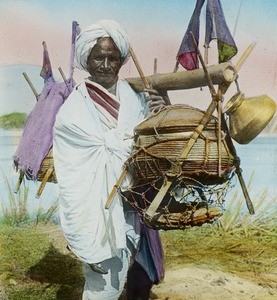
<box><xmin>86</xmin><ymin>82</ymin><xmax>120</xmax><ymax>120</ymax></box>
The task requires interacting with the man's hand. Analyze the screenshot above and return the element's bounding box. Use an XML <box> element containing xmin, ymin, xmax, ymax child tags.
<box><xmin>89</xmin><ymin>262</ymin><xmax>108</xmax><ymax>275</ymax></box>
<box><xmin>144</xmin><ymin>88</ymin><xmax>170</xmax><ymax>114</ymax></box>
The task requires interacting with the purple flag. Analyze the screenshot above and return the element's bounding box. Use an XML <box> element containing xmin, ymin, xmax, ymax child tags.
<box><xmin>176</xmin><ymin>0</ymin><xmax>205</xmax><ymax>70</ymax></box>
<box><xmin>13</xmin><ymin>21</ymin><xmax>80</xmax><ymax>180</ymax></box>
<box><xmin>205</xmin><ymin>0</ymin><xmax>237</xmax><ymax>63</ymax></box>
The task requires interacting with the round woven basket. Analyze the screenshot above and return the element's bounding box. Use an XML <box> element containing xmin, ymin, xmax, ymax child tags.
<box><xmin>128</xmin><ymin>105</ymin><xmax>235</xmax><ymax>185</ymax></box>
<box><xmin>36</xmin><ymin>147</ymin><xmax>57</xmax><ymax>183</ymax></box>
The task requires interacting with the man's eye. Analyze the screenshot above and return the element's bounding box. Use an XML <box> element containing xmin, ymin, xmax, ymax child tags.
<box><xmin>91</xmin><ymin>56</ymin><xmax>120</xmax><ymax>63</ymax></box>
<box><xmin>94</xmin><ymin>56</ymin><xmax>105</xmax><ymax>61</ymax></box>
<box><xmin>110</xmin><ymin>57</ymin><xmax>120</xmax><ymax>62</ymax></box>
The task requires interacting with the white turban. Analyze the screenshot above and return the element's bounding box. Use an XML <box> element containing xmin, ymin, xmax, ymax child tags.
<box><xmin>75</xmin><ymin>19</ymin><xmax>131</xmax><ymax>71</ymax></box>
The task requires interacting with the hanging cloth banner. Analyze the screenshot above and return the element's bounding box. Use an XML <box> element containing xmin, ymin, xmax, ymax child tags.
<box><xmin>205</xmin><ymin>0</ymin><xmax>237</xmax><ymax>63</ymax></box>
<box><xmin>176</xmin><ymin>0</ymin><xmax>237</xmax><ymax>70</ymax></box>
<box><xmin>176</xmin><ymin>0</ymin><xmax>205</xmax><ymax>70</ymax></box>
<box><xmin>14</xmin><ymin>21</ymin><xmax>81</xmax><ymax>180</ymax></box>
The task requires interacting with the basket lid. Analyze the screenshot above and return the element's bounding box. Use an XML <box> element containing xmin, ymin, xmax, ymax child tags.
<box><xmin>135</xmin><ymin>104</ymin><xmax>217</xmax><ymax>135</ymax></box>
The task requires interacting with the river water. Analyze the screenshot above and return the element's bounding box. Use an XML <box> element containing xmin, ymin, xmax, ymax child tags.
<box><xmin>0</xmin><ymin>129</ymin><xmax>276</xmax><ymax>215</ymax></box>
<box><xmin>0</xmin><ymin>129</ymin><xmax>59</xmax><ymax>214</ymax></box>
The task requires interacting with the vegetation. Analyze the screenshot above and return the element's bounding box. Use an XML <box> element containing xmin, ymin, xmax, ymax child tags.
<box><xmin>0</xmin><ymin>179</ymin><xmax>276</xmax><ymax>299</ymax></box>
<box><xmin>161</xmin><ymin>190</ymin><xmax>276</xmax><ymax>287</ymax></box>
<box><xmin>0</xmin><ymin>224</ymin><xmax>83</xmax><ymax>300</ymax></box>
<box><xmin>0</xmin><ymin>176</ymin><xmax>58</xmax><ymax>227</ymax></box>
<box><xmin>0</xmin><ymin>177</ymin><xmax>82</xmax><ymax>299</ymax></box>
<box><xmin>0</xmin><ymin>112</ymin><xmax>27</xmax><ymax>129</ymax></box>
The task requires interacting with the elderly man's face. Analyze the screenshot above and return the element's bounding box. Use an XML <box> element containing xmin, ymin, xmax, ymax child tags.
<box><xmin>87</xmin><ymin>37</ymin><xmax>122</xmax><ymax>89</ymax></box>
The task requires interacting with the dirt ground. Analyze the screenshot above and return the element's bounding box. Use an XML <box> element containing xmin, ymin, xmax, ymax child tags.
<box><xmin>152</xmin><ymin>265</ymin><xmax>276</xmax><ymax>300</ymax></box>
<box><xmin>1</xmin><ymin>225</ymin><xmax>275</xmax><ymax>300</ymax></box>
<box><xmin>45</xmin><ymin>225</ymin><xmax>277</xmax><ymax>300</ymax></box>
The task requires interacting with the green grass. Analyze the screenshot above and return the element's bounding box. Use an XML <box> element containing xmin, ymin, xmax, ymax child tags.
<box><xmin>1</xmin><ymin>176</ymin><xmax>58</xmax><ymax>227</ymax></box>
<box><xmin>0</xmin><ymin>224</ymin><xmax>83</xmax><ymax>300</ymax></box>
<box><xmin>161</xmin><ymin>190</ymin><xmax>277</xmax><ymax>286</ymax></box>
<box><xmin>0</xmin><ymin>112</ymin><xmax>27</xmax><ymax>129</ymax></box>
<box><xmin>0</xmin><ymin>182</ymin><xmax>276</xmax><ymax>298</ymax></box>
<box><xmin>0</xmin><ymin>177</ymin><xmax>82</xmax><ymax>299</ymax></box>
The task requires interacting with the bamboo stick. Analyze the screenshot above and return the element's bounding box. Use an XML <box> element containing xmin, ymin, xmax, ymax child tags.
<box><xmin>15</xmin><ymin>170</ymin><xmax>24</xmax><ymax>193</ymax></box>
<box><xmin>129</xmin><ymin>48</ymin><xmax>151</xmax><ymax>89</ymax></box>
<box><xmin>219</xmin><ymin>42</ymin><xmax>256</xmax><ymax>94</ymax></box>
<box><xmin>217</xmin><ymin>42</ymin><xmax>257</xmax><ymax>215</ymax></box>
<box><xmin>22</xmin><ymin>72</ymin><xmax>39</xmax><ymax>99</ymax></box>
<box><xmin>36</xmin><ymin>168</ymin><xmax>53</xmax><ymax>198</ymax></box>
<box><xmin>145</xmin><ymin>32</ymin><xmax>222</xmax><ymax>218</ymax></box>
<box><xmin>173</xmin><ymin>60</ymin><xmax>179</xmax><ymax>73</ymax></box>
<box><xmin>154</xmin><ymin>58</ymin><xmax>158</xmax><ymax>74</ymax></box>
<box><xmin>204</xmin><ymin>44</ymin><xmax>209</xmax><ymax>65</ymax></box>
<box><xmin>105</xmin><ymin>48</ymin><xmax>153</xmax><ymax>210</ymax></box>
<box><xmin>146</xmin><ymin>35</ymin><xmax>256</xmax><ymax>217</ymax></box>
<box><xmin>217</xmin><ymin>89</ymin><xmax>222</xmax><ymax>176</ymax></box>
<box><xmin>105</xmin><ymin>168</ymin><xmax>128</xmax><ymax>209</ymax></box>
<box><xmin>58</xmin><ymin>67</ymin><xmax>71</xmax><ymax>93</ymax></box>
<box><xmin>126</xmin><ymin>61</ymin><xmax>236</xmax><ymax>92</ymax></box>
<box><xmin>235</xmin><ymin>42</ymin><xmax>256</xmax><ymax>72</ymax></box>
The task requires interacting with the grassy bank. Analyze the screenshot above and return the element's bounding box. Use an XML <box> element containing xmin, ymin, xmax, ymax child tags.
<box><xmin>0</xmin><ymin>224</ymin><xmax>83</xmax><ymax>300</ymax></box>
<box><xmin>0</xmin><ymin>217</ymin><xmax>275</xmax><ymax>299</ymax></box>
<box><xmin>0</xmin><ymin>187</ymin><xmax>276</xmax><ymax>299</ymax></box>
<box><xmin>161</xmin><ymin>223</ymin><xmax>276</xmax><ymax>286</ymax></box>
<box><xmin>161</xmin><ymin>192</ymin><xmax>277</xmax><ymax>287</ymax></box>
<box><xmin>0</xmin><ymin>113</ymin><xmax>27</xmax><ymax>129</ymax></box>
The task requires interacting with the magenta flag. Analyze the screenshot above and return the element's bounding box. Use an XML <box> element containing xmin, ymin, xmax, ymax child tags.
<box><xmin>176</xmin><ymin>0</ymin><xmax>237</xmax><ymax>70</ymax></box>
<box><xmin>176</xmin><ymin>0</ymin><xmax>205</xmax><ymax>70</ymax></box>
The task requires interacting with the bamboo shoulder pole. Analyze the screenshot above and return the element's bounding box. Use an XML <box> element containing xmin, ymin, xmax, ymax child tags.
<box><xmin>126</xmin><ymin>62</ymin><xmax>236</xmax><ymax>92</ymax></box>
<box><xmin>105</xmin><ymin>48</ymin><xmax>152</xmax><ymax>210</ymax></box>
<box><xmin>218</xmin><ymin>42</ymin><xmax>256</xmax><ymax>215</ymax></box>
<box><xmin>146</xmin><ymin>32</ymin><xmax>221</xmax><ymax>218</ymax></box>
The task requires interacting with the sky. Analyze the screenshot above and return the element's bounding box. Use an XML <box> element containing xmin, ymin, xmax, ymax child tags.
<box><xmin>0</xmin><ymin>0</ymin><xmax>277</xmax><ymax>114</ymax></box>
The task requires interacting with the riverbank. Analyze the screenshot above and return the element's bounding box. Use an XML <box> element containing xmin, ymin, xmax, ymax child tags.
<box><xmin>0</xmin><ymin>218</ymin><xmax>275</xmax><ymax>300</ymax></box>
<box><xmin>152</xmin><ymin>264</ymin><xmax>276</xmax><ymax>300</ymax></box>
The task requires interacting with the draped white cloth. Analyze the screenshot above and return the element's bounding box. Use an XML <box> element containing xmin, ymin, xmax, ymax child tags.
<box><xmin>53</xmin><ymin>79</ymin><xmax>147</xmax><ymax>264</ymax></box>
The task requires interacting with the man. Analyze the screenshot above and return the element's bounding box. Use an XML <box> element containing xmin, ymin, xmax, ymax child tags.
<box><xmin>53</xmin><ymin>19</ymin><xmax>167</xmax><ymax>300</ymax></box>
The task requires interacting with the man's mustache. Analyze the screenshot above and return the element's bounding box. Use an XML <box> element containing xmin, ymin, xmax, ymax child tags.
<box><xmin>96</xmin><ymin>70</ymin><xmax>114</xmax><ymax>74</ymax></box>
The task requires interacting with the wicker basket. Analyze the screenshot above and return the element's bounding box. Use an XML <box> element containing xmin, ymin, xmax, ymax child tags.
<box><xmin>36</xmin><ymin>147</ymin><xmax>57</xmax><ymax>183</ymax></box>
<box><xmin>128</xmin><ymin>105</ymin><xmax>235</xmax><ymax>185</ymax></box>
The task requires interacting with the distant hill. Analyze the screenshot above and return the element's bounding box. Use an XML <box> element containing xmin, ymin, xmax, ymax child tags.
<box><xmin>0</xmin><ymin>112</ymin><xmax>27</xmax><ymax>129</ymax></box>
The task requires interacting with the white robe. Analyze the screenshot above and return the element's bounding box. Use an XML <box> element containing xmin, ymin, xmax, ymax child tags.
<box><xmin>53</xmin><ymin>79</ymin><xmax>147</xmax><ymax>264</ymax></box>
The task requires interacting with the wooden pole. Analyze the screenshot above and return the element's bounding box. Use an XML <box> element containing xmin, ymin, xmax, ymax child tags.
<box><xmin>153</xmin><ymin>58</ymin><xmax>158</xmax><ymax>75</ymax></box>
<box><xmin>146</xmin><ymin>35</ymin><xmax>256</xmax><ymax>217</ymax></box>
<box><xmin>129</xmin><ymin>48</ymin><xmax>151</xmax><ymax>89</ymax></box>
<box><xmin>146</xmin><ymin>32</ymin><xmax>222</xmax><ymax>218</ymax></box>
<box><xmin>15</xmin><ymin>170</ymin><xmax>24</xmax><ymax>193</ymax></box>
<box><xmin>235</xmin><ymin>42</ymin><xmax>256</xmax><ymax>72</ymax></box>
<box><xmin>126</xmin><ymin>61</ymin><xmax>236</xmax><ymax>92</ymax></box>
<box><xmin>173</xmin><ymin>60</ymin><xmax>179</xmax><ymax>73</ymax></box>
<box><xmin>219</xmin><ymin>42</ymin><xmax>256</xmax><ymax>94</ymax></box>
<box><xmin>36</xmin><ymin>168</ymin><xmax>53</xmax><ymax>198</ymax></box>
<box><xmin>22</xmin><ymin>72</ymin><xmax>39</xmax><ymax>99</ymax></box>
<box><xmin>58</xmin><ymin>67</ymin><xmax>71</xmax><ymax>93</ymax></box>
<box><xmin>217</xmin><ymin>89</ymin><xmax>222</xmax><ymax>176</ymax></box>
<box><xmin>204</xmin><ymin>44</ymin><xmax>209</xmax><ymax>65</ymax></box>
<box><xmin>105</xmin><ymin>48</ymin><xmax>152</xmax><ymax>210</ymax></box>
<box><xmin>217</xmin><ymin>43</ymin><xmax>256</xmax><ymax>215</ymax></box>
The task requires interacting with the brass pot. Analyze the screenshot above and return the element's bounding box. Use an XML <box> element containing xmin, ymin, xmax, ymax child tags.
<box><xmin>224</xmin><ymin>92</ymin><xmax>276</xmax><ymax>144</ymax></box>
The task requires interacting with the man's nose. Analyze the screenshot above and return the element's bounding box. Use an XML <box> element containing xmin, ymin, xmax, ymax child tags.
<box><xmin>102</xmin><ymin>57</ymin><xmax>111</xmax><ymax>69</ymax></box>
